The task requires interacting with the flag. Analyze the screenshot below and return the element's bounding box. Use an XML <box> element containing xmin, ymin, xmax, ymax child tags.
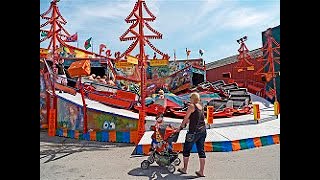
<box><xmin>199</xmin><ymin>49</ymin><xmax>204</xmax><ymax>56</ymax></box>
<box><xmin>186</xmin><ymin>48</ymin><xmax>191</xmax><ymax>56</ymax></box>
<box><xmin>99</xmin><ymin>44</ymin><xmax>107</xmax><ymax>55</ymax></box>
<box><xmin>174</xmin><ymin>49</ymin><xmax>176</xmax><ymax>60</ymax></box>
<box><xmin>84</xmin><ymin>37</ymin><xmax>92</xmax><ymax>50</ymax></box>
<box><xmin>40</xmin><ymin>31</ymin><xmax>47</xmax><ymax>37</ymax></box>
<box><xmin>65</xmin><ymin>33</ymin><xmax>78</xmax><ymax>42</ymax></box>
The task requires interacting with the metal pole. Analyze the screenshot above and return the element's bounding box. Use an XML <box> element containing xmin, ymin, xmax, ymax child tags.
<box><xmin>79</xmin><ymin>76</ymin><xmax>88</xmax><ymax>133</ymax></box>
<box><xmin>267</xmin><ymin>31</ymin><xmax>278</xmax><ymax>102</ymax></box>
<box><xmin>52</xmin><ymin>1</ymin><xmax>58</xmax><ymax>129</ymax></box>
<box><xmin>91</xmin><ymin>38</ymin><xmax>94</xmax><ymax>53</ymax></box>
<box><xmin>137</xmin><ymin>0</ymin><xmax>146</xmax><ymax>143</ymax></box>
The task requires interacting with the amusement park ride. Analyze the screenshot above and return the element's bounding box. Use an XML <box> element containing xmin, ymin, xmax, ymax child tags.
<box><xmin>254</xmin><ymin>29</ymin><xmax>280</xmax><ymax>102</ymax></box>
<box><xmin>40</xmin><ymin>0</ymin><xmax>280</xmax><ymax>144</ymax></box>
<box><xmin>40</xmin><ymin>0</ymin><xmax>170</xmax><ymax>142</ymax></box>
<box><xmin>227</xmin><ymin>31</ymin><xmax>280</xmax><ymax>104</ymax></box>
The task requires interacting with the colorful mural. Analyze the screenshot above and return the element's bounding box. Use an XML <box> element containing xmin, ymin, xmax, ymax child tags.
<box><xmin>168</xmin><ymin>59</ymin><xmax>203</xmax><ymax>75</ymax></box>
<box><xmin>116</xmin><ymin>66</ymin><xmax>136</xmax><ymax>77</ymax></box>
<box><xmin>40</xmin><ymin>73</ymin><xmax>47</xmax><ymax>125</ymax></box>
<box><xmin>147</xmin><ymin>59</ymin><xmax>203</xmax><ymax>80</ymax></box>
<box><xmin>150</xmin><ymin>66</ymin><xmax>170</xmax><ymax>79</ymax></box>
<box><xmin>57</xmin><ymin>98</ymin><xmax>84</xmax><ymax>130</ymax></box>
<box><xmin>169</xmin><ymin>67</ymin><xmax>192</xmax><ymax>92</ymax></box>
<box><xmin>87</xmin><ymin>109</ymin><xmax>138</xmax><ymax>132</ymax></box>
<box><xmin>146</xmin><ymin>66</ymin><xmax>198</xmax><ymax>95</ymax></box>
<box><xmin>115</xmin><ymin>65</ymin><xmax>141</xmax><ymax>82</ymax></box>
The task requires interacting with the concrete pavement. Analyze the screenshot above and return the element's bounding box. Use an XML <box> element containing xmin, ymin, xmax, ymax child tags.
<box><xmin>40</xmin><ymin>131</ymin><xmax>280</xmax><ymax>180</ymax></box>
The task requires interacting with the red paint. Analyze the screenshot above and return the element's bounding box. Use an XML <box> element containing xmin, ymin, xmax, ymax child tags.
<box><xmin>206</xmin><ymin>50</ymin><xmax>265</xmax><ymax>96</ymax></box>
<box><xmin>88</xmin><ymin>92</ymin><xmax>133</xmax><ymax>109</ymax></box>
<box><xmin>206</xmin><ymin>58</ymin><xmax>263</xmax><ymax>83</ymax></box>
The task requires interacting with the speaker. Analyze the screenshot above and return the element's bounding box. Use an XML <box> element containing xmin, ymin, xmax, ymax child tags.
<box><xmin>222</xmin><ymin>72</ymin><xmax>231</xmax><ymax>78</ymax></box>
<box><xmin>261</xmin><ymin>75</ymin><xmax>267</xmax><ymax>82</ymax></box>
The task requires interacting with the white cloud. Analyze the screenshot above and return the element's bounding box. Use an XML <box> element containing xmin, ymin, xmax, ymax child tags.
<box><xmin>80</xmin><ymin>1</ymin><xmax>135</xmax><ymax>19</ymax></box>
<box><xmin>221</xmin><ymin>8</ymin><xmax>269</xmax><ymax>29</ymax></box>
<box><xmin>192</xmin><ymin>0</ymin><xmax>225</xmax><ymax>24</ymax></box>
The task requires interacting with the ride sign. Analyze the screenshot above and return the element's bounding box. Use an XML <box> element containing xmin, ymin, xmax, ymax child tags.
<box><xmin>150</xmin><ymin>59</ymin><xmax>168</xmax><ymax>66</ymax></box>
<box><xmin>116</xmin><ymin>61</ymin><xmax>133</xmax><ymax>68</ymax></box>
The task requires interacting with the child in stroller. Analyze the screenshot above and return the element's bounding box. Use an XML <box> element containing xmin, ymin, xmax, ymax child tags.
<box><xmin>141</xmin><ymin>113</ymin><xmax>181</xmax><ymax>173</ymax></box>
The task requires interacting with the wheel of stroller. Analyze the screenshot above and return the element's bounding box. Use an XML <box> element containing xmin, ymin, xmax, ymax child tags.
<box><xmin>167</xmin><ymin>164</ymin><xmax>176</xmax><ymax>173</ymax></box>
<box><xmin>173</xmin><ymin>157</ymin><xmax>181</xmax><ymax>166</ymax></box>
<box><xmin>147</xmin><ymin>154</ymin><xmax>155</xmax><ymax>164</ymax></box>
<box><xmin>141</xmin><ymin>160</ymin><xmax>150</xmax><ymax>170</ymax></box>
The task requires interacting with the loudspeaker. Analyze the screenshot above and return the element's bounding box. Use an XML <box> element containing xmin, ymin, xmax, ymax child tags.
<box><xmin>222</xmin><ymin>72</ymin><xmax>231</xmax><ymax>78</ymax></box>
<box><xmin>261</xmin><ymin>75</ymin><xmax>267</xmax><ymax>82</ymax></box>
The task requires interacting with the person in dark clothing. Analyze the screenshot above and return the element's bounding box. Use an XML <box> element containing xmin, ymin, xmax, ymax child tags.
<box><xmin>55</xmin><ymin>58</ymin><xmax>68</xmax><ymax>85</ymax></box>
<box><xmin>177</xmin><ymin>92</ymin><xmax>207</xmax><ymax>177</ymax></box>
<box><xmin>56</xmin><ymin>58</ymin><xmax>71</xmax><ymax>76</ymax></box>
<box><xmin>55</xmin><ymin>58</ymin><xmax>77</xmax><ymax>87</ymax></box>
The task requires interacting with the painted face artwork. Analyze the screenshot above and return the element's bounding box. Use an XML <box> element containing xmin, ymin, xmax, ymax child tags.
<box><xmin>57</xmin><ymin>99</ymin><xmax>84</xmax><ymax>130</ymax></box>
<box><xmin>87</xmin><ymin>109</ymin><xmax>138</xmax><ymax>131</ymax></box>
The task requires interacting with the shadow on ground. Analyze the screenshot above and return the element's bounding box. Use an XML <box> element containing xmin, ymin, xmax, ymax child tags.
<box><xmin>128</xmin><ymin>166</ymin><xmax>202</xmax><ymax>180</ymax></box>
<box><xmin>40</xmin><ymin>130</ymin><xmax>135</xmax><ymax>163</ymax></box>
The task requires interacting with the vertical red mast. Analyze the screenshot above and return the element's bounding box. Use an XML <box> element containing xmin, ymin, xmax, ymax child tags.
<box><xmin>119</xmin><ymin>0</ymin><xmax>169</xmax><ymax>143</ymax></box>
<box><xmin>255</xmin><ymin>28</ymin><xmax>280</xmax><ymax>102</ymax></box>
<box><xmin>138</xmin><ymin>0</ymin><xmax>147</xmax><ymax>144</ymax></box>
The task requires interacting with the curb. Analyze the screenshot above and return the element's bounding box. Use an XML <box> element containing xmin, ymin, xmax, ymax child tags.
<box><xmin>131</xmin><ymin>134</ymin><xmax>280</xmax><ymax>155</ymax></box>
<box><xmin>54</xmin><ymin>128</ymin><xmax>138</xmax><ymax>144</ymax></box>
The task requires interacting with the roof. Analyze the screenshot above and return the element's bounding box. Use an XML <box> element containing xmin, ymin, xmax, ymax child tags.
<box><xmin>206</xmin><ymin>48</ymin><xmax>263</xmax><ymax>70</ymax></box>
<box><xmin>168</xmin><ymin>58</ymin><xmax>203</xmax><ymax>63</ymax></box>
<box><xmin>65</xmin><ymin>44</ymin><xmax>105</xmax><ymax>58</ymax></box>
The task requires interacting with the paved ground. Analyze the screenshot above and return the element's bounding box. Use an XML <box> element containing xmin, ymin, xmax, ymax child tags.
<box><xmin>40</xmin><ymin>131</ymin><xmax>280</xmax><ymax>180</ymax></box>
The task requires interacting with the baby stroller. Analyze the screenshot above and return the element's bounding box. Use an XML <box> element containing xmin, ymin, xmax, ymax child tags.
<box><xmin>141</xmin><ymin>124</ymin><xmax>181</xmax><ymax>173</ymax></box>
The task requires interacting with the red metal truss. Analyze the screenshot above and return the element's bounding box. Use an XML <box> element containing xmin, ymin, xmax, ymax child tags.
<box><xmin>142</xmin><ymin>1</ymin><xmax>156</xmax><ymax>20</ymax></box>
<box><xmin>234</xmin><ymin>37</ymin><xmax>254</xmax><ymax>70</ymax></box>
<box><xmin>254</xmin><ymin>28</ymin><xmax>280</xmax><ymax>102</ymax></box>
<box><xmin>119</xmin><ymin>0</ymin><xmax>168</xmax><ymax>60</ymax></box>
<box><xmin>119</xmin><ymin>0</ymin><xmax>168</xmax><ymax>144</ymax></box>
<box><xmin>254</xmin><ymin>29</ymin><xmax>280</xmax><ymax>77</ymax></box>
<box><xmin>40</xmin><ymin>0</ymin><xmax>75</xmax><ymax>51</ymax></box>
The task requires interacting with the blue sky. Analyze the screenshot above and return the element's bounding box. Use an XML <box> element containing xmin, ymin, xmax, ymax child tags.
<box><xmin>40</xmin><ymin>0</ymin><xmax>280</xmax><ymax>63</ymax></box>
